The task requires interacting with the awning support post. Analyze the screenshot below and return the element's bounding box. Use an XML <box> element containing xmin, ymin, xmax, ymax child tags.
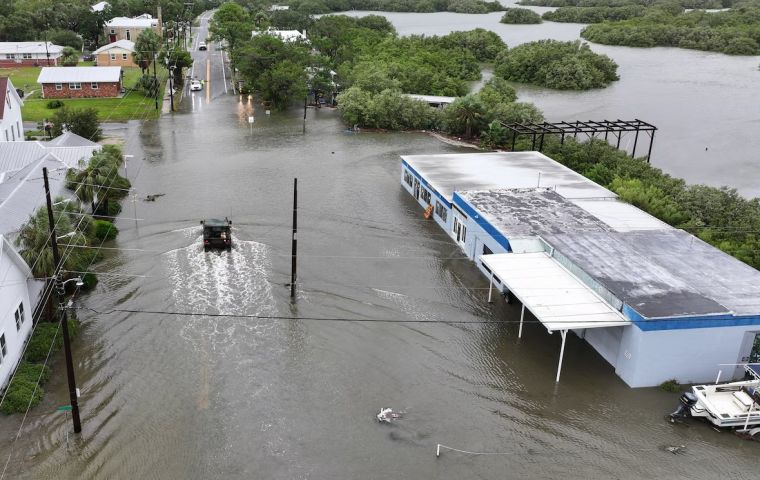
<box><xmin>518</xmin><ymin>304</ymin><xmax>525</xmax><ymax>338</ymax></box>
<box><xmin>556</xmin><ymin>330</ymin><xmax>568</xmax><ymax>383</ymax></box>
<box><xmin>487</xmin><ymin>270</ymin><xmax>494</xmax><ymax>303</ymax></box>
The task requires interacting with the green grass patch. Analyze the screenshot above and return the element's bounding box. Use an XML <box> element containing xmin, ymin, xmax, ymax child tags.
<box><xmin>0</xmin><ymin>66</ymin><xmax>42</xmax><ymax>91</ymax></box>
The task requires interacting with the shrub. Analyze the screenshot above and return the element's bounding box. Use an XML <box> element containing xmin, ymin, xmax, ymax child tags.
<box><xmin>0</xmin><ymin>379</ymin><xmax>43</xmax><ymax>414</ymax></box>
<box><xmin>46</xmin><ymin>100</ymin><xmax>65</xmax><ymax>109</ymax></box>
<box><xmin>501</xmin><ymin>8</ymin><xmax>543</xmax><ymax>24</ymax></box>
<box><xmin>659</xmin><ymin>379</ymin><xmax>681</xmax><ymax>393</ymax></box>
<box><xmin>24</xmin><ymin>322</ymin><xmax>64</xmax><ymax>362</ymax></box>
<box><xmin>93</xmin><ymin>220</ymin><xmax>118</xmax><ymax>240</ymax></box>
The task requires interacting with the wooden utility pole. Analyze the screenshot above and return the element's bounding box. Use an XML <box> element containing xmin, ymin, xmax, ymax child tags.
<box><xmin>291</xmin><ymin>178</ymin><xmax>297</xmax><ymax>299</ymax></box>
<box><xmin>43</xmin><ymin>167</ymin><xmax>82</xmax><ymax>434</ymax></box>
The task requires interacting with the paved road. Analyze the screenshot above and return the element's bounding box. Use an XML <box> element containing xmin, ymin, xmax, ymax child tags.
<box><xmin>183</xmin><ymin>10</ymin><xmax>229</xmax><ymax>110</ymax></box>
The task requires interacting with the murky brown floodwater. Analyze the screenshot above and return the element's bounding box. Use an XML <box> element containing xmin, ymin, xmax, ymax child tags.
<box><xmin>2</xmin><ymin>8</ymin><xmax>759</xmax><ymax>480</ymax></box>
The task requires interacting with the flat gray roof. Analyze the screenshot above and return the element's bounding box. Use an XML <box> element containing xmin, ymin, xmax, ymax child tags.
<box><xmin>402</xmin><ymin>151</ymin><xmax>617</xmax><ymax>201</ymax></box>
<box><xmin>458</xmin><ymin>188</ymin><xmax>611</xmax><ymax>238</ymax></box>
<box><xmin>543</xmin><ymin>230</ymin><xmax>760</xmax><ymax>318</ymax></box>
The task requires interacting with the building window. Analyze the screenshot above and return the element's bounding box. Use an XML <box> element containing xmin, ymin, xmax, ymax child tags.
<box><xmin>5</xmin><ymin>54</ymin><xmax>15</xmax><ymax>59</ymax></box>
<box><xmin>91</xmin><ymin>83</ymin><xmax>99</xmax><ymax>89</ymax></box>
<box><xmin>22</xmin><ymin>53</ymin><xmax>32</xmax><ymax>59</ymax></box>
<box><xmin>0</xmin><ymin>333</ymin><xmax>6</xmax><ymax>361</ymax></box>
<box><xmin>434</xmin><ymin>201</ymin><xmax>447</xmax><ymax>222</ymax></box>
<box><xmin>110</xmin><ymin>53</ymin><xmax>116</xmax><ymax>60</ymax></box>
<box><xmin>421</xmin><ymin>189</ymin><xmax>431</xmax><ymax>205</ymax></box>
<box><xmin>403</xmin><ymin>170</ymin><xmax>413</xmax><ymax>187</ymax></box>
<box><xmin>55</xmin><ymin>83</ymin><xmax>63</xmax><ymax>91</ymax></box>
<box><xmin>126</xmin><ymin>30</ymin><xmax>131</xmax><ymax>40</ymax></box>
<box><xmin>69</xmin><ymin>83</ymin><xmax>82</xmax><ymax>90</ymax></box>
<box><xmin>110</xmin><ymin>29</ymin><xmax>115</xmax><ymax>34</ymax></box>
<box><xmin>15</xmin><ymin>303</ymin><xmax>25</xmax><ymax>331</ymax></box>
<box><xmin>122</xmin><ymin>53</ymin><xmax>128</xmax><ymax>60</ymax></box>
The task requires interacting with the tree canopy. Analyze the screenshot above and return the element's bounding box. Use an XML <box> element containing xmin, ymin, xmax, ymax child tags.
<box><xmin>500</xmin><ymin>8</ymin><xmax>543</xmax><ymax>24</ymax></box>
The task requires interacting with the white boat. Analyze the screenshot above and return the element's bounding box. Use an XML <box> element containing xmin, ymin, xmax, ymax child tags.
<box><xmin>671</xmin><ymin>364</ymin><xmax>760</xmax><ymax>434</ymax></box>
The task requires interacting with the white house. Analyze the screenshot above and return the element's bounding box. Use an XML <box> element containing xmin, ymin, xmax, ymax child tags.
<box><xmin>0</xmin><ymin>78</ymin><xmax>24</xmax><ymax>142</ymax></box>
<box><xmin>0</xmin><ymin>42</ymin><xmax>64</xmax><ymax>67</ymax></box>
<box><xmin>251</xmin><ymin>29</ymin><xmax>308</xmax><ymax>43</ymax></box>
<box><xmin>0</xmin><ymin>235</ymin><xmax>38</xmax><ymax>389</ymax></box>
<box><xmin>91</xmin><ymin>1</ymin><xmax>110</xmax><ymax>12</ymax></box>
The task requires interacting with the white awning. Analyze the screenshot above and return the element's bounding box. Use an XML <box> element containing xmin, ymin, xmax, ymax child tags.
<box><xmin>480</xmin><ymin>251</ymin><xmax>630</xmax><ymax>382</ymax></box>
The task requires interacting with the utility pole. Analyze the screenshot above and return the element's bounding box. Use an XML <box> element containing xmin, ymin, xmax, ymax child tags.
<box><xmin>152</xmin><ymin>51</ymin><xmax>159</xmax><ymax>110</ymax></box>
<box><xmin>291</xmin><ymin>178</ymin><xmax>297</xmax><ymax>299</ymax></box>
<box><xmin>43</xmin><ymin>167</ymin><xmax>82</xmax><ymax>434</ymax></box>
<box><xmin>302</xmin><ymin>96</ymin><xmax>307</xmax><ymax>133</ymax></box>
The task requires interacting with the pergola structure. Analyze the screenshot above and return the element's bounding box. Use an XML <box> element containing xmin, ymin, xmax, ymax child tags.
<box><xmin>501</xmin><ymin>119</ymin><xmax>657</xmax><ymax>163</ymax></box>
<box><xmin>481</xmin><ymin>252</ymin><xmax>631</xmax><ymax>382</ymax></box>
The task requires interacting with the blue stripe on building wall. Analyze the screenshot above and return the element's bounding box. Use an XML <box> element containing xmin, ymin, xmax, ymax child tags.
<box><xmin>452</xmin><ymin>193</ymin><xmax>511</xmax><ymax>251</ymax></box>
<box><xmin>623</xmin><ymin>303</ymin><xmax>760</xmax><ymax>331</ymax></box>
<box><xmin>401</xmin><ymin>160</ymin><xmax>450</xmax><ymax>207</ymax></box>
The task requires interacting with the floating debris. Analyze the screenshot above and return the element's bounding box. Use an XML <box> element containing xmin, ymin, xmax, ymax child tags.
<box><xmin>377</xmin><ymin>408</ymin><xmax>403</xmax><ymax>423</ymax></box>
<box><xmin>664</xmin><ymin>445</ymin><xmax>686</xmax><ymax>455</ymax></box>
<box><xmin>145</xmin><ymin>194</ymin><xmax>166</xmax><ymax>202</ymax></box>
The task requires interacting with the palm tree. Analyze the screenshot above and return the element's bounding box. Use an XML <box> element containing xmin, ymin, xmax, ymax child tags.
<box><xmin>69</xmin><ymin>151</ymin><xmax>118</xmax><ymax>215</ymax></box>
<box><xmin>446</xmin><ymin>95</ymin><xmax>487</xmax><ymax>139</ymax></box>
<box><xmin>133</xmin><ymin>29</ymin><xmax>161</xmax><ymax>74</ymax></box>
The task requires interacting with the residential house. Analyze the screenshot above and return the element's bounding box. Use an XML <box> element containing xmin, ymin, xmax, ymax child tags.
<box><xmin>93</xmin><ymin>40</ymin><xmax>137</xmax><ymax>67</ymax></box>
<box><xmin>251</xmin><ymin>29</ymin><xmax>308</xmax><ymax>43</ymax></box>
<box><xmin>38</xmin><ymin>67</ymin><xmax>122</xmax><ymax>99</ymax></box>
<box><xmin>104</xmin><ymin>14</ymin><xmax>160</xmax><ymax>43</ymax></box>
<box><xmin>91</xmin><ymin>1</ymin><xmax>110</xmax><ymax>12</ymax></box>
<box><xmin>0</xmin><ymin>42</ymin><xmax>64</xmax><ymax>68</ymax></box>
<box><xmin>401</xmin><ymin>151</ymin><xmax>760</xmax><ymax>387</ymax></box>
<box><xmin>0</xmin><ymin>78</ymin><xmax>24</xmax><ymax>142</ymax></box>
<box><xmin>0</xmin><ymin>235</ymin><xmax>39</xmax><ymax>390</ymax></box>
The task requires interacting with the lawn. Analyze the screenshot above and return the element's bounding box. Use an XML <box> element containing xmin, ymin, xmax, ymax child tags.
<box><xmin>1</xmin><ymin>66</ymin><xmax>168</xmax><ymax>122</ymax></box>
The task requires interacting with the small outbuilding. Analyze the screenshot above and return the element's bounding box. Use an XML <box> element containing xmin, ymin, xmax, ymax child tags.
<box><xmin>93</xmin><ymin>40</ymin><xmax>136</xmax><ymax>67</ymax></box>
<box><xmin>38</xmin><ymin>66</ymin><xmax>122</xmax><ymax>99</ymax></box>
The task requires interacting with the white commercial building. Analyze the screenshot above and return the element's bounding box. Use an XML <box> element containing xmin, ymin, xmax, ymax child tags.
<box><xmin>401</xmin><ymin>151</ymin><xmax>760</xmax><ymax>387</ymax></box>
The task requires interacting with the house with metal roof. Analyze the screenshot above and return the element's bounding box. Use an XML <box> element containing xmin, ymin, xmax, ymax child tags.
<box><xmin>0</xmin><ymin>42</ymin><xmax>64</xmax><ymax>67</ymax></box>
<box><xmin>38</xmin><ymin>66</ymin><xmax>122</xmax><ymax>99</ymax></box>
<box><xmin>251</xmin><ymin>29</ymin><xmax>308</xmax><ymax>43</ymax></box>
<box><xmin>0</xmin><ymin>78</ymin><xmax>24</xmax><ymax>142</ymax></box>
<box><xmin>400</xmin><ymin>151</ymin><xmax>760</xmax><ymax>387</ymax></box>
<box><xmin>93</xmin><ymin>40</ymin><xmax>137</xmax><ymax>67</ymax></box>
<box><xmin>105</xmin><ymin>14</ymin><xmax>160</xmax><ymax>43</ymax></box>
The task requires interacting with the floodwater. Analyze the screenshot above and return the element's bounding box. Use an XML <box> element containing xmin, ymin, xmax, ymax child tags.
<box><xmin>2</xmin><ymin>9</ymin><xmax>760</xmax><ymax>480</ymax></box>
<box><xmin>342</xmin><ymin>3</ymin><xmax>760</xmax><ymax>197</ymax></box>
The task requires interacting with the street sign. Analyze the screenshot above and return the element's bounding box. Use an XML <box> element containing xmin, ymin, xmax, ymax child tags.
<box><xmin>57</xmin><ymin>405</ymin><xmax>72</xmax><ymax>412</ymax></box>
<box><xmin>248</xmin><ymin>116</ymin><xmax>254</xmax><ymax>124</ymax></box>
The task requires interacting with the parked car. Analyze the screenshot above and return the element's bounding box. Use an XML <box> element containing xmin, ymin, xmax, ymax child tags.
<box><xmin>198</xmin><ymin>42</ymin><xmax>207</xmax><ymax>51</ymax></box>
<box><xmin>190</xmin><ymin>80</ymin><xmax>202</xmax><ymax>91</ymax></box>
<box><xmin>82</xmin><ymin>52</ymin><xmax>94</xmax><ymax>62</ymax></box>
<box><xmin>200</xmin><ymin>218</ymin><xmax>232</xmax><ymax>250</ymax></box>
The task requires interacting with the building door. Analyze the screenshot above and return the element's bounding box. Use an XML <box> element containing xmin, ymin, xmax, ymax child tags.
<box><xmin>413</xmin><ymin>178</ymin><xmax>420</xmax><ymax>200</ymax></box>
<box><xmin>453</xmin><ymin>216</ymin><xmax>467</xmax><ymax>247</ymax></box>
<box><xmin>109</xmin><ymin>34</ymin><xmax>117</xmax><ymax>43</ymax></box>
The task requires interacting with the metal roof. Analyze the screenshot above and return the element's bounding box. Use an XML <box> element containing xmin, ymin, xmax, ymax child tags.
<box><xmin>91</xmin><ymin>1</ymin><xmax>110</xmax><ymax>12</ymax></box>
<box><xmin>402</xmin><ymin>151</ymin><xmax>617</xmax><ymax>201</ymax></box>
<box><xmin>0</xmin><ymin>136</ymin><xmax>99</xmax><ymax>172</ymax></box>
<box><xmin>481</xmin><ymin>252</ymin><xmax>631</xmax><ymax>331</ymax></box>
<box><xmin>46</xmin><ymin>131</ymin><xmax>100</xmax><ymax>147</ymax></box>
<box><xmin>407</xmin><ymin>94</ymin><xmax>456</xmax><ymax>105</ymax></box>
<box><xmin>570</xmin><ymin>198</ymin><xmax>672</xmax><ymax>232</ymax></box>
<box><xmin>93</xmin><ymin>40</ymin><xmax>135</xmax><ymax>54</ymax></box>
<box><xmin>0</xmin><ymin>154</ymin><xmax>68</xmax><ymax>235</ymax></box>
<box><xmin>542</xmin><ymin>230</ymin><xmax>760</xmax><ymax>318</ymax></box>
<box><xmin>105</xmin><ymin>16</ymin><xmax>157</xmax><ymax>28</ymax></box>
<box><xmin>457</xmin><ymin>188</ymin><xmax>611</xmax><ymax>238</ymax></box>
<box><xmin>38</xmin><ymin>66</ymin><xmax>122</xmax><ymax>84</ymax></box>
<box><xmin>0</xmin><ymin>142</ymin><xmax>48</xmax><ymax>172</ymax></box>
<box><xmin>0</xmin><ymin>42</ymin><xmax>64</xmax><ymax>55</ymax></box>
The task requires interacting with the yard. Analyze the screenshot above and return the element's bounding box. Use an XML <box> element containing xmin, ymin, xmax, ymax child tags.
<box><xmin>0</xmin><ymin>66</ymin><xmax>168</xmax><ymax>122</ymax></box>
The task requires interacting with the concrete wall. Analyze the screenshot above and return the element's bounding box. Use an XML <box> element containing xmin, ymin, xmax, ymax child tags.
<box><xmin>583</xmin><ymin>325</ymin><xmax>624</xmax><ymax>367</ymax></box>
<box><xmin>105</xmin><ymin>26</ymin><xmax>158</xmax><ymax>42</ymax></box>
<box><xmin>0</xmin><ymin>251</ymin><xmax>34</xmax><ymax>389</ymax></box>
<box><xmin>614</xmin><ymin>323</ymin><xmax>760</xmax><ymax>387</ymax></box>
<box><xmin>42</xmin><ymin>81</ymin><xmax>120</xmax><ymax>99</ymax></box>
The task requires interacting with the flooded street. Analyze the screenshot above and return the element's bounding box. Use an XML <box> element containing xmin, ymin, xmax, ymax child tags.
<box><xmin>1</xmin><ymin>93</ymin><xmax>758</xmax><ymax>478</ymax></box>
